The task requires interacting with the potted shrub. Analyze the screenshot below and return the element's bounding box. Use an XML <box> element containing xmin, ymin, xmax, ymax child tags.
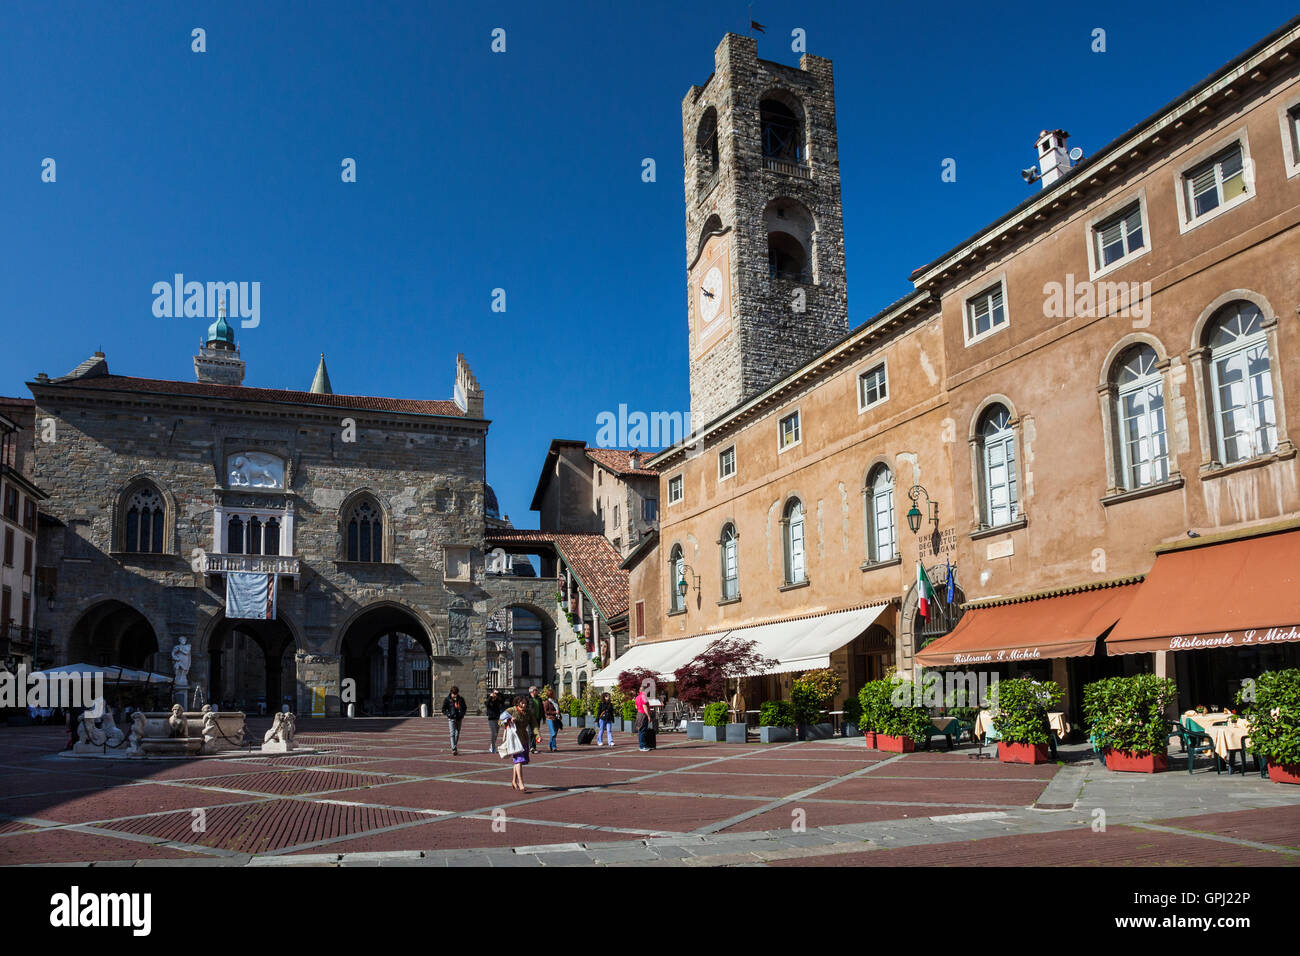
<box><xmin>1083</xmin><ymin>674</ymin><xmax>1177</xmax><ymax>773</ymax></box>
<box><xmin>674</xmin><ymin>637</ymin><xmax>777</xmax><ymax>741</ymax></box>
<box><xmin>857</xmin><ymin>679</ymin><xmax>895</xmax><ymax>749</ymax></box>
<box><xmin>841</xmin><ymin>696</ymin><xmax>862</xmax><ymax>738</ymax></box>
<box><xmin>569</xmin><ymin>699</ymin><xmax>587</xmax><ymax>728</ymax></box>
<box><xmin>990</xmin><ymin>678</ymin><xmax>1063</xmax><ymax>764</ymax></box>
<box><xmin>792</xmin><ymin>668</ymin><xmax>839</xmax><ymax>740</ymax></box>
<box><xmin>701</xmin><ymin>702</ymin><xmax>729</xmax><ymax>742</ymax></box>
<box><xmin>758</xmin><ymin>700</ymin><xmax>796</xmax><ymax>743</ymax></box>
<box><xmin>621</xmin><ymin>698</ymin><xmax>637</xmax><ymax>733</ymax></box>
<box><xmin>1241</xmin><ymin>668</ymin><xmax>1300</xmax><ymax>784</ymax></box>
<box><xmin>558</xmin><ymin>691</ymin><xmax>576</xmax><ymax>728</ymax></box>
<box><xmin>874</xmin><ymin>677</ymin><xmax>931</xmax><ymax>753</ymax></box>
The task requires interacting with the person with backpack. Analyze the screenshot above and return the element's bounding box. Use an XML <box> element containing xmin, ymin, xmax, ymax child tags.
<box><xmin>596</xmin><ymin>692</ymin><xmax>616</xmax><ymax>747</ymax></box>
<box><xmin>485</xmin><ymin>689</ymin><xmax>505</xmax><ymax>753</ymax></box>
<box><xmin>542</xmin><ymin>689</ymin><xmax>562</xmax><ymax>752</ymax></box>
<box><xmin>441</xmin><ymin>685</ymin><xmax>467</xmax><ymax>755</ymax></box>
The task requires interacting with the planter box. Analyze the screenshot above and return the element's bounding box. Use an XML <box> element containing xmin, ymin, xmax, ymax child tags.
<box><xmin>862</xmin><ymin>730</ymin><xmax>877</xmax><ymax>749</ymax></box>
<box><xmin>842</xmin><ymin>721</ymin><xmax>859</xmax><ymax>738</ymax></box>
<box><xmin>797</xmin><ymin>722</ymin><xmax>834</xmax><ymax>741</ymax></box>
<box><xmin>759</xmin><ymin>725</ymin><xmax>796</xmax><ymax>743</ymax></box>
<box><xmin>725</xmin><ymin>722</ymin><xmax>748</xmax><ymax>743</ymax></box>
<box><xmin>1267</xmin><ymin>762</ymin><xmax>1300</xmax><ymax>785</ymax></box>
<box><xmin>1105</xmin><ymin>749</ymin><xmax>1168</xmax><ymax>773</ymax></box>
<box><xmin>999</xmin><ymin>741</ymin><xmax>1051</xmax><ymax>765</ymax></box>
<box><xmin>876</xmin><ymin>734</ymin><xmax>915</xmax><ymax>753</ymax></box>
<box><xmin>701</xmin><ymin>725</ymin><xmax>727</xmax><ymax>742</ymax></box>
<box><xmin>685</xmin><ymin>720</ymin><xmax>704</xmax><ymax>740</ymax></box>
<box><xmin>572</xmin><ymin>716</ymin><xmax>587</xmax><ymax>728</ymax></box>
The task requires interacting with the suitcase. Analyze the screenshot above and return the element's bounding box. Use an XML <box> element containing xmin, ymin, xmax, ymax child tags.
<box><xmin>577</xmin><ymin>727</ymin><xmax>596</xmax><ymax>745</ymax></box>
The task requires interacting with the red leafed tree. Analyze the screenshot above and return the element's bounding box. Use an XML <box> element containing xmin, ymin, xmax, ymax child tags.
<box><xmin>674</xmin><ymin>637</ymin><xmax>776</xmax><ymax>706</ymax></box>
<box><xmin>617</xmin><ymin>667</ymin><xmax>659</xmax><ymax>696</ymax></box>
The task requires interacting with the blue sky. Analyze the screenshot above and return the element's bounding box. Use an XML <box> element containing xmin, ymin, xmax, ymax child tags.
<box><xmin>2</xmin><ymin>0</ymin><xmax>1297</xmax><ymax>525</ymax></box>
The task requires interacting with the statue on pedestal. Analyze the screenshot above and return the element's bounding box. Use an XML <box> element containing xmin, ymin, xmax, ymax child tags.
<box><xmin>171</xmin><ymin>636</ymin><xmax>192</xmax><ymax>687</ymax></box>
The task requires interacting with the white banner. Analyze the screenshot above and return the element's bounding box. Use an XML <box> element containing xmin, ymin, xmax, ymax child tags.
<box><xmin>226</xmin><ymin>571</ymin><xmax>277</xmax><ymax>620</ymax></box>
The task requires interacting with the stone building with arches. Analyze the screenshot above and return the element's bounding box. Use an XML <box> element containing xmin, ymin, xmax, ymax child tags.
<box><xmin>25</xmin><ymin>321</ymin><xmax>515</xmax><ymax>716</ymax></box>
<box><xmin>624</xmin><ymin>23</ymin><xmax>1300</xmax><ymax>720</ymax></box>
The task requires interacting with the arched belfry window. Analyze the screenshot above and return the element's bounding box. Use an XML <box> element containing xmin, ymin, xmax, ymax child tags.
<box><xmin>764</xmin><ymin>198</ymin><xmax>815</xmax><ymax>283</ymax></box>
<box><xmin>696</xmin><ymin>107</ymin><xmax>719</xmax><ymax>175</ymax></box>
<box><xmin>760</xmin><ymin>98</ymin><xmax>804</xmax><ymax>162</ymax></box>
<box><xmin>123</xmin><ymin>485</ymin><xmax>165</xmax><ymax>554</ymax></box>
<box><xmin>782</xmin><ymin>498</ymin><xmax>806</xmax><ymax>585</ymax></box>
<box><xmin>345</xmin><ymin>496</ymin><xmax>384</xmax><ymax>563</ymax></box>
<box><xmin>1206</xmin><ymin>301</ymin><xmax>1277</xmax><ymax>464</ymax></box>
<box><xmin>1111</xmin><ymin>344</ymin><xmax>1169</xmax><ymax>489</ymax></box>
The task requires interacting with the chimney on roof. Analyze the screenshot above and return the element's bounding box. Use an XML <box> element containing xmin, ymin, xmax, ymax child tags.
<box><xmin>1033</xmin><ymin>129</ymin><xmax>1074</xmax><ymax>189</ymax></box>
<box><xmin>628</xmin><ymin>450</ymin><xmax>642</xmax><ymax>470</ymax></box>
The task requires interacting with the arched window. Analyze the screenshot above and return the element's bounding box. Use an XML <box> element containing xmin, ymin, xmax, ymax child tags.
<box><xmin>226</xmin><ymin>515</ymin><xmax>244</xmax><ymax>555</ymax></box>
<box><xmin>669</xmin><ymin>544</ymin><xmax>685</xmax><ymax>613</ymax></box>
<box><xmin>720</xmin><ymin>524</ymin><xmax>739</xmax><ymax>600</ymax></box>
<box><xmin>760</xmin><ymin>98</ymin><xmax>803</xmax><ymax>162</ymax></box>
<box><xmin>1207</xmin><ymin>301</ymin><xmax>1276</xmax><ymax>463</ymax></box>
<box><xmin>866</xmin><ymin>465</ymin><xmax>896</xmax><ymax>563</ymax></box>
<box><xmin>696</xmin><ymin>107</ymin><xmax>719</xmax><ymax>175</ymax></box>
<box><xmin>1112</xmin><ymin>344</ymin><xmax>1169</xmax><ymax>489</ymax></box>
<box><xmin>345</xmin><ymin>497</ymin><xmax>384</xmax><ymax>563</ymax></box>
<box><xmin>768</xmin><ymin>233</ymin><xmax>807</xmax><ymax>280</ymax></box>
<box><xmin>782</xmin><ymin>498</ymin><xmax>806</xmax><ymax>585</ymax></box>
<box><xmin>764</xmin><ymin>198</ymin><xmax>815</xmax><ymax>283</ymax></box>
<box><xmin>124</xmin><ymin>486</ymin><xmax>165</xmax><ymax>554</ymax></box>
<box><xmin>978</xmin><ymin>405</ymin><xmax>1019</xmax><ymax>527</ymax></box>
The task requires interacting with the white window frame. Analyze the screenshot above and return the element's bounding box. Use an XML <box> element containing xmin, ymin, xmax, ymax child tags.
<box><xmin>1207</xmin><ymin>304</ymin><xmax>1277</xmax><ymax>465</ymax></box>
<box><xmin>669</xmin><ymin>546</ymin><xmax>685</xmax><ymax>613</ymax></box>
<box><xmin>1085</xmin><ymin>191</ymin><xmax>1150</xmax><ymax>280</ymax></box>
<box><xmin>783</xmin><ymin>499</ymin><xmax>806</xmax><ymax>584</ymax></box>
<box><xmin>979</xmin><ymin>408</ymin><xmax>1019</xmax><ymax>528</ymax></box>
<box><xmin>866</xmin><ymin>465</ymin><xmax>896</xmax><ymax>563</ymax></box>
<box><xmin>718</xmin><ymin>445</ymin><xmax>737</xmax><ymax>482</ymax></box>
<box><xmin>667</xmin><ymin>474</ymin><xmax>684</xmax><ymax>505</ymax></box>
<box><xmin>1113</xmin><ymin>346</ymin><xmax>1170</xmax><ymax>490</ymax></box>
<box><xmin>857</xmin><ymin>361</ymin><xmax>889</xmax><ymax>413</ymax></box>
<box><xmin>1277</xmin><ymin>96</ymin><xmax>1300</xmax><ymax>179</ymax></box>
<box><xmin>720</xmin><ymin>525</ymin><xmax>739</xmax><ymax>600</ymax></box>
<box><xmin>1175</xmin><ymin>131</ymin><xmax>1253</xmax><ymax>234</ymax></box>
<box><xmin>962</xmin><ymin>277</ymin><xmax>1009</xmax><ymax>347</ymax></box>
<box><xmin>777</xmin><ymin>409</ymin><xmax>802</xmax><ymax>453</ymax></box>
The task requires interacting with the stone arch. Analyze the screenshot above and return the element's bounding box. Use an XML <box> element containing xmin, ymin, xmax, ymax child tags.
<box><xmin>695</xmin><ymin>105</ymin><xmax>719</xmax><ymax>174</ymax></box>
<box><xmin>67</xmin><ymin>599</ymin><xmax>160</xmax><ymax>670</ymax></box>
<box><xmin>757</xmin><ymin>87</ymin><xmax>807</xmax><ymax>162</ymax></box>
<box><xmin>1097</xmin><ymin>331</ymin><xmax>1170</xmax><ymax>389</ymax></box>
<box><xmin>899</xmin><ymin>570</ymin><xmax>966</xmax><ymax>678</ymax></box>
<box><xmin>335</xmin><ymin>600</ymin><xmax>442</xmax><ymax>716</ymax></box>
<box><xmin>203</xmin><ymin>610</ymin><xmax>300</xmax><ymax>713</ymax></box>
<box><xmin>1190</xmin><ymin>288</ymin><xmax>1276</xmax><ymax>351</ymax></box>
<box><xmin>763</xmin><ymin>197</ymin><xmax>816</xmax><ymax>282</ymax></box>
<box><xmin>482</xmin><ymin>598</ymin><xmax>557</xmax><ymax>692</ymax></box>
<box><xmin>338</xmin><ymin>487</ymin><xmax>395</xmax><ymax>562</ymax></box>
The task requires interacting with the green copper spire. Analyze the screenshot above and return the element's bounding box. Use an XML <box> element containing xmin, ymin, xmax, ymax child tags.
<box><xmin>311</xmin><ymin>353</ymin><xmax>333</xmax><ymax>394</ymax></box>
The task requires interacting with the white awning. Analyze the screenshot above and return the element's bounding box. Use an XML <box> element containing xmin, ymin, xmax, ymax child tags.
<box><xmin>592</xmin><ymin>604</ymin><xmax>890</xmax><ymax>684</ymax></box>
<box><xmin>730</xmin><ymin>604</ymin><xmax>891</xmax><ymax>675</ymax></box>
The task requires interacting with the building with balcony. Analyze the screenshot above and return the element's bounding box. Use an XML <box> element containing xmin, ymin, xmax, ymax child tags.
<box><xmin>0</xmin><ymin>401</ymin><xmax>48</xmax><ymax>671</ymax></box>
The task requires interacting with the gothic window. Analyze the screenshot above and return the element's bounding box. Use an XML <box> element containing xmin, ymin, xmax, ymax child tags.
<box><xmin>124</xmin><ymin>486</ymin><xmax>165</xmax><ymax>554</ymax></box>
<box><xmin>782</xmin><ymin>498</ymin><xmax>806</xmax><ymax>585</ymax></box>
<box><xmin>345</xmin><ymin>497</ymin><xmax>384</xmax><ymax>563</ymax></box>
<box><xmin>226</xmin><ymin>515</ymin><xmax>244</xmax><ymax>555</ymax></box>
<box><xmin>977</xmin><ymin>405</ymin><xmax>1019</xmax><ymax>528</ymax></box>
<box><xmin>866</xmin><ymin>465</ymin><xmax>896</xmax><ymax>564</ymax></box>
<box><xmin>1206</xmin><ymin>301</ymin><xmax>1276</xmax><ymax>464</ymax></box>
<box><xmin>1111</xmin><ymin>344</ymin><xmax>1170</xmax><ymax>489</ymax></box>
<box><xmin>720</xmin><ymin>524</ymin><xmax>739</xmax><ymax>600</ymax></box>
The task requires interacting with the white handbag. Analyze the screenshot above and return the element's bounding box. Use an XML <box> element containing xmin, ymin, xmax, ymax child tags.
<box><xmin>500</xmin><ymin>724</ymin><xmax>524</xmax><ymax>758</ymax></box>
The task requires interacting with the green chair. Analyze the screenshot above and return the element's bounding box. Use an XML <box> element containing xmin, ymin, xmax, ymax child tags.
<box><xmin>1168</xmin><ymin>719</ymin><xmax>1218</xmax><ymax>774</ymax></box>
<box><xmin>923</xmin><ymin>717</ymin><xmax>959</xmax><ymax>752</ymax></box>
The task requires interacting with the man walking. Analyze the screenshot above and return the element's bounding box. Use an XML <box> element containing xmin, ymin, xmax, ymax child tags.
<box><xmin>441</xmin><ymin>685</ymin><xmax>467</xmax><ymax>755</ymax></box>
<box><xmin>485</xmin><ymin>689</ymin><xmax>505</xmax><ymax>753</ymax></box>
<box><xmin>526</xmin><ymin>685</ymin><xmax>545</xmax><ymax>753</ymax></box>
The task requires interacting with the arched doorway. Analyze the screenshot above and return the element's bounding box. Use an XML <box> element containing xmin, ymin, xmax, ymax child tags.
<box><xmin>340</xmin><ymin>604</ymin><xmax>434</xmax><ymax>716</ymax></box>
<box><xmin>207</xmin><ymin>614</ymin><xmax>297</xmax><ymax>714</ymax></box>
<box><xmin>899</xmin><ymin>564</ymin><xmax>966</xmax><ymax>677</ymax></box>
<box><xmin>68</xmin><ymin>601</ymin><xmax>159</xmax><ymax>670</ymax></box>
<box><xmin>486</xmin><ymin>602</ymin><xmax>555</xmax><ymax>697</ymax></box>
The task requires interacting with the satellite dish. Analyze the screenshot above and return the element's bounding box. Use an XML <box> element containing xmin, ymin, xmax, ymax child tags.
<box><xmin>1068</xmin><ymin>147</ymin><xmax>1083</xmax><ymax>162</ymax></box>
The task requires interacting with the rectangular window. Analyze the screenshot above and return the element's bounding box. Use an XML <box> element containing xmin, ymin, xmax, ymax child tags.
<box><xmin>643</xmin><ymin>497</ymin><xmax>658</xmax><ymax>521</ymax></box>
<box><xmin>1</xmin><ymin>587</ymin><xmax>10</xmax><ymax>626</ymax></box>
<box><xmin>21</xmin><ymin>594</ymin><xmax>30</xmax><ymax>630</ymax></box>
<box><xmin>965</xmin><ymin>283</ymin><xmax>1007</xmax><ymax>342</ymax></box>
<box><xmin>1290</xmin><ymin>105</ymin><xmax>1300</xmax><ymax>164</ymax></box>
<box><xmin>613</xmin><ymin>504</ymin><xmax>620</xmax><ymax>527</ymax></box>
<box><xmin>858</xmin><ymin>363</ymin><xmax>888</xmax><ymax>410</ymax></box>
<box><xmin>667</xmin><ymin>475</ymin><xmax>683</xmax><ymax>504</ymax></box>
<box><xmin>22</xmin><ymin>499</ymin><xmax>35</xmax><ymax>532</ymax></box>
<box><xmin>23</xmin><ymin>539</ymin><xmax>32</xmax><ymax>575</ymax></box>
<box><xmin>3</xmin><ymin>529</ymin><xmax>12</xmax><ymax>567</ymax></box>
<box><xmin>635</xmin><ymin>600</ymin><xmax>645</xmax><ymax>637</ymax></box>
<box><xmin>778</xmin><ymin>411</ymin><xmax>801</xmax><ymax>451</ymax></box>
<box><xmin>718</xmin><ymin>446</ymin><xmax>736</xmax><ymax>480</ymax></box>
<box><xmin>722</xmin><ymin>537</ymin><xmax>739</xmax><ymax>599</ymax></box>
<box><xmin>1185</xmin><ymin>143</ymin><xmax>1246</xmax><ymax>221</ymax></box>
<box><xmin>1094</xmin><ymin>202</ymin><xmax>1145</xmax><ymax>268</ymax></box>
<box><xmin>2</xmin><ymin>487</ymin><xmax>16</xmax><ymax>522</ymax></box>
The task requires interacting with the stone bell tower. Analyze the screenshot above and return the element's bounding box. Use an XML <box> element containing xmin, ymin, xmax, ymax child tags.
<box><xmin>682</xmin><ymin>33</ymin><xmax>849</xmax><ymax>427</ymax></box>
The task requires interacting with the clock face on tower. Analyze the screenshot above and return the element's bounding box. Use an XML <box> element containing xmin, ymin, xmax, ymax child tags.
<box><xmin>698</xmin><ymin>266</ymin><xmax>723</xmax><ymax>325</ymax></box>
<box><xmin>692</xmin><ymin>237</ymin><xmax>731</xmax><ymax>358</ymax></box>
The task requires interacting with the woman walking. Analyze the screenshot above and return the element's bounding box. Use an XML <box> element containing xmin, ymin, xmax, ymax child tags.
<box><xmin>500</xmin><ymin>695</ymin><xmax>533</xmax><ymax>791</ymax></box>
<box><xmin>542</xmin><ymin>689</ymin><xmax>562</xmax><ymax>752</ymax></box>
<box><xmin>441</xmin><ymin>685</ymin><xmax>467</xmax><ymax>755</ymax></box>
<box><xmin>485</xmin><ymin>689</ymin><xmax>505</xmax><ymax>753</ymax></box>
<box><xmin>596</xmin><ymin>692</ymin><xmax>616</xmax><ymax>747</ymax></box>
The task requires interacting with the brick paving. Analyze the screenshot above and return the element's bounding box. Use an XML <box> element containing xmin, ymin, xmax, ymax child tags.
<box><xmin>2</xmin><ymin>718</ymin><xmax>1299</xmax><ymax>866</ymax></box>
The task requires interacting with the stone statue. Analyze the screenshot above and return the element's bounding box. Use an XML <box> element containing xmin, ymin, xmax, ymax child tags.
<box><xmin>262</xmin><ymin>711</ymin><xmax>296</xmax><ymax>752</ymax></box>
<box><xmin>201</xmin><ymin>709</ymin><xmax>219</xmax><ymax>750</ymax></box>
<box><xmin>171</xmin><ymin>636</ymin><xmax>191</xmax><ymax>686</ymax></box>
<box><xmin>77</xmin><ymin>706</ymin><xmax>124</xmax><ymax>748</ymax></box>
<box><xmin>281</xmin><ymin>711</ymin><xmax>296</xmax><ymax>744</ymax></box>
<box><xmin>228</xmin><ymin>453</ymin><xmax>283</xmax><ymax>489</ymax></box>
<box><xmin>167</xmin><ymin>703</ymin><xmax>186</xmax><ymax>738</ymax></box>
<box><xmin>127</xmin><ymin>712</ymin><xmax>147</xmax><ymax>755</ymax></box>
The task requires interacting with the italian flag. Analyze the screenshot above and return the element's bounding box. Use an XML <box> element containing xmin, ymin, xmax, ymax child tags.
<box><xmin>916</xmin><ymin>562</ymin><xmax>936</xmax><ymax>619</ymax></box>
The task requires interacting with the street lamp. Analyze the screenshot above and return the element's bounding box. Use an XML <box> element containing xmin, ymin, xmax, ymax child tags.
<box><xmin>906</xmin><ymin>485</ymin><xmax>940</xmax><ymax>535</ymax></box>
<box><xmin>675</xmin><ymin>563</ymin><xmax>700</xmax><ymax>600</ymax></box>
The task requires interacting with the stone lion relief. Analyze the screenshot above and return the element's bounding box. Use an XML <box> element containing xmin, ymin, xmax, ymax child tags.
<box><xmin>227</xmin><ymin>452</ymin><xmax>285</xmax><ymax>489</ymax></box>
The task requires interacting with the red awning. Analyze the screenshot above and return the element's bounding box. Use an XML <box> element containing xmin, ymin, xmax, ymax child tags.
<box><xmin>1106</xmin><ymin>528</ymin><xmax>1300</xmax><ymax>656</ymax></box>
<box><xmin>915</xmin><ymin>582</ymin><xmax>1139</xmax><ymax>668</ymax></box>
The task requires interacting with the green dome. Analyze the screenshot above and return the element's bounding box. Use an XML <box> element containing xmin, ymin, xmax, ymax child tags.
<box><xmin>206</xmin><ymin>315</ymin><xmax>235</xmax><ymax>346</ymax></box>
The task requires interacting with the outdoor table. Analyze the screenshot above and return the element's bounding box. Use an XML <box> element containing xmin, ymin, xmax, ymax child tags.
<box><xmin>828</xmin><ymin>710</ymin><xmax>845</xmax><ymax>733</ymax></box>
<box><xmin>1203</xmin><ymin>717</ymin><xmax>1252</xmax><ymax>762</ymax></box>
<box><xmin>924</xmin><ymin>716</ymin><xmax>961</xmax><ymax>751</ymax></box>
<box><xmin>1183</xmin><ymin>712</ymin><xmax>1234</xmax><ymax>734</ymax></box>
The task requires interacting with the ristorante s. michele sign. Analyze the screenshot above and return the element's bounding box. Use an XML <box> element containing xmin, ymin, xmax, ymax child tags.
<box><xmin>1164</xmin><ymin>626</ymin><xmax>1300</xmax><ymax>651</ymax></box>
<box><xmin>951</xmin><ymin>647</ymin><xmax>1044</xmax><ymax>664</ymax></box>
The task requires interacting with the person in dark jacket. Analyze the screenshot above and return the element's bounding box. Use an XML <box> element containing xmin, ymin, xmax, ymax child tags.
<box><xmin>441</xmin><ymin>686</ymin><xmax>468</xmax><ymax>755</ymax></box>
<box><xmin>542</xmin><ymin>689</ymin><xmax>562</xmax><ymax>752</ymax></box>
<box><xmin>485</xmin><ymin>689</ymin><xmax>505</xmax><ymax>753</ymax></box>
<box><xmin>526</xmin><ymin>686</ymin><xmax>544</xmax><ymax>753</ymax></box>
<box><xmin>596</xmin><ymin>692</ymin><xmax>617</xmax><ymax>747</ymax></box>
